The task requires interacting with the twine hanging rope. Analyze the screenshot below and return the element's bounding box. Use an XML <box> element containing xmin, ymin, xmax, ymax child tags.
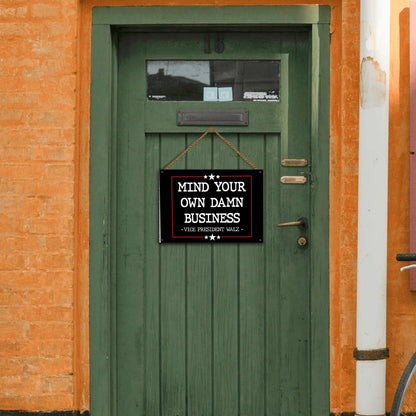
<box><xmin>164</xmin><ymin>127</ymin><xmax>258</xmax><ymax>170</ymax></box>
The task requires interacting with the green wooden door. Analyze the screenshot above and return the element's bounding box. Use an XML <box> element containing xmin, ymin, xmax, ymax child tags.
<box><xmin>111</xmin><ymin>28</ymin><xmax>322</xmax><ymax>416</ymax></box>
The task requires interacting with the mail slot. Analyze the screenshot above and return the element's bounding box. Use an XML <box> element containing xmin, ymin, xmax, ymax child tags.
<box><xmin>177</xmin><ymin>109</ymin><xmax>249</xmax><ymax>126</ymax></box>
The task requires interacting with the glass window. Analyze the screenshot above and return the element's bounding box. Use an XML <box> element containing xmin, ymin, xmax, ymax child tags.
<box><xmin>147</xmin><ymin>60</ymin><xmax>280</xmax><ymax>102</ymax></box>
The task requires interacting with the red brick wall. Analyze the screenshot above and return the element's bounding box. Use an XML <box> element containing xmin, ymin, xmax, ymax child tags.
<box><xmin>0</xmin><ymin>0</ymin><xmax>78</xmax><ymax>410</ymax></box>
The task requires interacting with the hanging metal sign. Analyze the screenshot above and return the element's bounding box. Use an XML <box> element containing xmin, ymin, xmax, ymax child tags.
<box><xmin>159</xmin><ymin>169</ymin><xmax>263</xmax><ymax>243</ymax></box>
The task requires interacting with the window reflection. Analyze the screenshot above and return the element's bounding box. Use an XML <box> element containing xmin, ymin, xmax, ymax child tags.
<box><xmin>147</xmin><ymin>60</ymin><xmax>280</xmax><ymax>102</ymax></box>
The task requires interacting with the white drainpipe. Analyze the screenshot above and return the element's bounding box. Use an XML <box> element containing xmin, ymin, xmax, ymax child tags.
<box><xmin>356</xmin><ymin>0</ymin><xmax>390</xmax><ymax>415</ymax></box>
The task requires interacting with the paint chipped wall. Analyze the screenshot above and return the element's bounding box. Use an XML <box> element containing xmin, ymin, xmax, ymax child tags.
<box><xmin>0</xmin><ymin>0</ymin><xmax>412</xmax><ymax>413</ymax></box>
<box><xmin>360</xmin><ymin>57</ymin><xmax>387</xmax><ymax>108</ymax></box>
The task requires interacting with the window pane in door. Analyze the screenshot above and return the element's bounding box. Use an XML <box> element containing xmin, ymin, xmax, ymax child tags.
<box><xmin>147</xmin><ymin>60</ymin><xmax>280</xmax><ymax>102</ymax></box>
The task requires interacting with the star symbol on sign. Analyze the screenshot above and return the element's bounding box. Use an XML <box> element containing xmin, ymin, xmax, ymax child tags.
<box><xmin>204</xmin><ymin>175</ymin><xmax>208</xmax><ymax>179</ymax></box>
<box><xmin>209</xmin><ymin>234</ymin><xmax>216</xmax><ymax>241</ymax></box>
<box><xmin>209</xmin><ymin>173</ymin><xmax>215</xmax><ymax>180</ymax></box>
<box><xmin>216</xmin><ymin>175</ymin><xmax>220</xmax><ymax>179</ymax></box>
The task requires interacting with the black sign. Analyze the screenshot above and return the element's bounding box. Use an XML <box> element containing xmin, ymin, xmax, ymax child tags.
<box><xmin>159</xmin><ymin>169</ymin><xmax>263</xmax><ymax>243</ymax></box>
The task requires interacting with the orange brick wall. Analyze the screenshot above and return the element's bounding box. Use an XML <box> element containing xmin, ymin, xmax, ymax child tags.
<box><xmin>386</xmin><ymin>0</ymin><xmax>415</xmax><ymax>406</ymax></box>
<box><xmin>0</xmin><ymin>0</ymin><xmax>412</xmax><ymax>413</ymax></box>
<box><xmin>0</xmin><ymin>0</ymin><xmax>78</xmax><ymax>411</ymax></box>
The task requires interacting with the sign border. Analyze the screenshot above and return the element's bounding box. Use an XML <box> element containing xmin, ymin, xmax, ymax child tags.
<box><xmin>159</xmin><ymin>169</ymin><xmax>263</xmax><ymax>243</ymax></box>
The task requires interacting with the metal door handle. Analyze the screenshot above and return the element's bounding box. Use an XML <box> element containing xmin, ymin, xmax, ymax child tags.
<box><xmin>277</xmin><ymin>217</ymin><xmax>308</xmax><ymax>229</ymax></box>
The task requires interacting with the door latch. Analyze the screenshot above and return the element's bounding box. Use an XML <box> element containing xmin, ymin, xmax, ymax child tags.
<box><xmin>277</xmin><ymin>217</ymin><xmax>308</xmax><ymax>229</ymax></box>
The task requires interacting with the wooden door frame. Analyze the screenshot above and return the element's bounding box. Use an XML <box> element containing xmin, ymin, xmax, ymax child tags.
<box><xmin>90</xmin><ymin>6</ymin><xmax>330</xmax><ymax>416</ymax></box>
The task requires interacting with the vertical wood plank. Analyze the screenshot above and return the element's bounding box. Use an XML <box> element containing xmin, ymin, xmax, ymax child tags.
<box><xmin>144</xmin><ymin>133</ymin><xmax>161</xmax><ymax>416</ymax></box>
<box><xmin>277</xmin><ymin>31</ymin><xmax>312</xmax><ymax>416</ymax></box>
<box><xmin>310</xmin><ymin>18</ymin><xmax>330</xmax><ymax>416</ymax></box>
<box><xmin>115</xmin><ymin>32</ymin><xmax>146</xmax><ymax>416</ymax></box>
<box><xmin>213</xmin><ymin>134</ymin><xmax>239</xmax><ymax>416</ymax></box>
<box><xmin>238</xmin><ymin>134</ymin><xmax>265</xmax><ymax>416</ymax></box>
<box><xmin>264</xmin><ymin>133</ymin><xmax>282</xmax><ymax>415</ymax></box>
<box><xmin>161</xmin><ymin>134</ymin><xmax>187</xmax><ymax>416</ymax></box>
<box><xmin>90</xmin><ymin>23</ymin><xmax>113</xmax><ymax>416</ymax></box>
<box><xmin>186</xmin><ymin>133</ymin><xmax>213</xmax><ymax>416</ymax></box>
<box><xmin>278</xmin><ymin>174</ymin><xmax>309</xmax><ymax>415</ymax></box>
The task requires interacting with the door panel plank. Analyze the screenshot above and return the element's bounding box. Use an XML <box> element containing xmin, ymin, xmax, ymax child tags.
<box><xmin>238</xmin><ymin>134</ymin><xmax>266</xmax><ymax>416</ymax></box>
<box><xmin>185</xmin><ymin>134</ymin><xmax>213</xmax><ymax>416</ymax></box>
<box><xmin>264</xmin><ymin>133</ymin><xmax>282</xmax><ymax>415</ymax></box>
<box><xmin>279</xmin><ymin>171</ymin><xmax>310</xmax><ymax>415</ymax></box>
<box><xmin>279</xmin><ymin>32</ymin><xmax>311</xmax><ymax>416</ymax></box>
<box><xmin>144</xmin><ymin>133</ymin><xmax>161</xmax><ymax>416</ymax></box>
<box><xmin>213</xmin><ymin>134</ymin><xmax>239</xmax><ymax>416</ymax></box>
<box><xmin>160</xmin><ymin>134</ymin><xmax>187</xmax><ymax>416</ymax></box>
<box><xmin>116</xmin><ymin>40</ymin><xmax>147</xmax><ymax>415</ymax></box>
